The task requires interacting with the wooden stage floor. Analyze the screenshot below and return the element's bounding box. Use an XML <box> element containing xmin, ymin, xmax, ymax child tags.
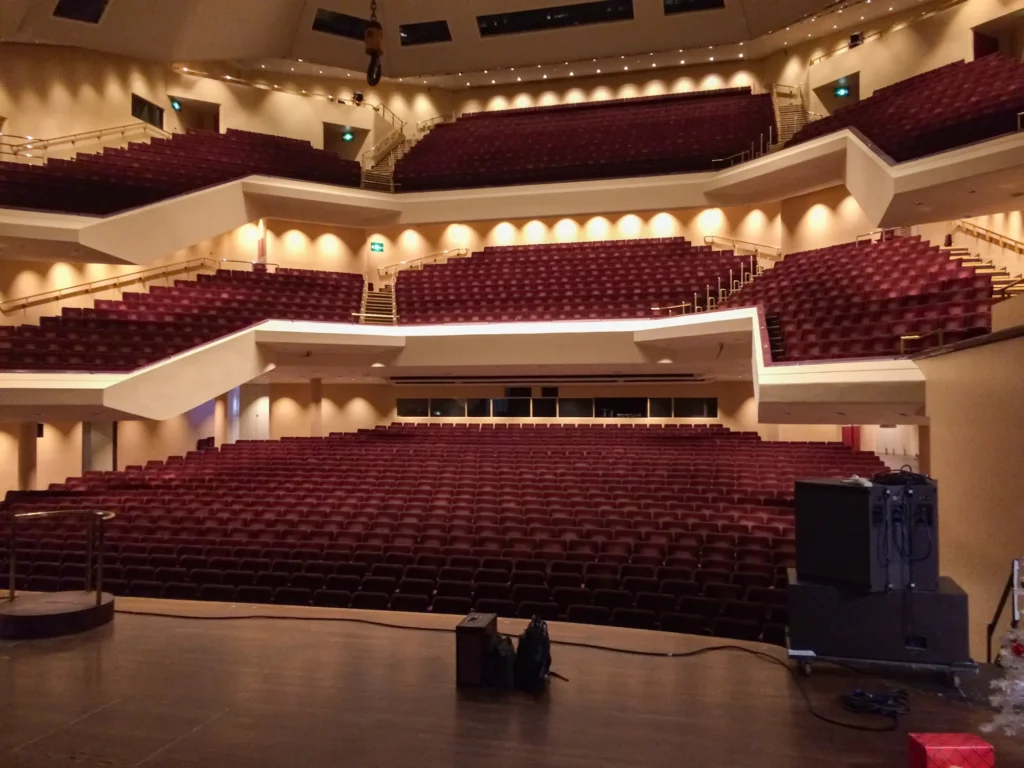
<box><xmin>0</xmin><ymin>597</ymin><xmax>1019</xmax><ymax>767</ymax></box>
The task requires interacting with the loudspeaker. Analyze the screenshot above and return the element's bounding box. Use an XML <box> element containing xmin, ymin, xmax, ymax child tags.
<box><xmin>788</xmin><ymin>573</ymin><xmax>971</xmax><ymax>666</ymax></box>
<box><xmin>850</xmin><ymin>31</ymin><xmax>864</xmax><ymax>48</ymax></box>
<box><xmin>795</xmin><ymin>478</ymin><xmax>938</xmax><ymax>593</ymax></box>
<box><xmin>455</xmin><ymin>612</ymin><xmax>497</xmax><ymax>687</ymax></box>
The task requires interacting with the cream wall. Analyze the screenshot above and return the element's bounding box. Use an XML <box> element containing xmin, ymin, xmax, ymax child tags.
<box><xmin>917</xmin><ymin>334</ymin><xmax>1024</xmax><ymax>658</ymax></box>
<box><xmin>117</xmin><ymin>398</ymin><xmax>220</xmax><ymax>471</ymax></box>
<box><xmin>780</xmin><ymin>185</ymin><xmax>875</xmax><ymax>254</ymax></box>
<box><xmin>365</xmin><ymin>204</ymin><xmax>783</xmax><ymax>277</ymax></box>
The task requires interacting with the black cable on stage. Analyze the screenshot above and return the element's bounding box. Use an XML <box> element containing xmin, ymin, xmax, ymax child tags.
<box><xmin>113</xmin><ymin>607</ymin><xmax>901</xmax><ymax>732</ymax></box>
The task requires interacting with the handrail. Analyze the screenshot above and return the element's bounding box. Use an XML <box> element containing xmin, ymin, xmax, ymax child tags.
<box><xmin>377</xmin><ymin>247</ymin><xmax>471</xmax><ymax>278</ymax></box>
<box><xmin>361</xmin><ymin>126</ymin><xmax>406</xmax><ymax>170</ymax></box>
<box><xmin>855</xmin><ymin>228</ymin><xmax>907</xmax><ymax>245</ymax></box>
<box><xmin>0</xmin><ymin>257</ymin><xmax>218</xmax><ymax>314</ymax></box>
<box><xmin>6</xmin><ymin>509</ymin><xmax>117</xmax><ymax>606</ymax></box>
<box><xmin>352</xmin><ymin>311</ymin><xmax>398</xmax><ymax>319</ymax></box>
<box><xmin>417</xmin><ymin>113</ymin><xmax>455</xmax><ymax>132</ymax></box>
<box><xmin>219</xmin><ymin>259</ymin><xmax>279</xmax><ymax>272</ymax></box>
<box><xmin>650</xmin><ymin>301</ymin><xmax>691</xmax><ymax>316</ymax></box>
<box><xmin>954</xmin><ymin>219</ymin><xmax>1024</xmax><ymax>256</ymax></box>
<box><xmin>0</xmin><ymin>120</ymin><xmax>171</xmax><ymax>160</ymax></box>
<box><xmin>703</xmin><ymin>235</ymin><xmax>782</xmax><ymax>259</ymax></box>
<box><xmin>987</xmin><ymin>559</ymin><xmax>1021</xmax><ymax>664</ymax></box>
<box><xmin>371</xmin><ymin>102</ymin><xmax>407</xmax><ymax>130</ymax></box>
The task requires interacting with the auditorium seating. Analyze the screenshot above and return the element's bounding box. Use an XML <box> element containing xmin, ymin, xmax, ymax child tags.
<box><xmin>396</xmin><ymin>238</ymin><xmax>749</xmax><ymax>323</ymax></box>
<box><xmin>0</xmin><ymin>129</ymin><xmax>361</xmax><ymax>215</ymax></box>
<box><xmin>395</xmin><ymin>88</ymin><xmax>776</xmax><ymax>190</ymax></box>
<box><xmin>721</xmin><ymin>235</ymin><xmax>992</xmax><ymax>361</ymax></box>
<box><xmin>786</xmin><ymin>55</ymin><xmax>1024</xmax><ymax>162</ymax></box>
<box><xmin>1</xmin><ymin>424</ymin><xmax>890</xmax><ymax>643</ymax></box>
<box><xmin>0</xmin><ymin>268</ymin><xmax>364</xmax><ymax>372</ymax></box>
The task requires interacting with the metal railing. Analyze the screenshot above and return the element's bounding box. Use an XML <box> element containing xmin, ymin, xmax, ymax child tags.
<box><xmin>377</xmin><ymin>247</ymin><xmax>471</xmax><ymax>279</ymax></box>
<box><xmin>703</xmin><ymin>236</ymin><xmax>782</xmax><ymax>260</ymax></box>
<box><xmin>6</xmin><ymin>510</ymin><xmax>117</xmax><ymax>606</ymax></box>
<box><xmin>416</xmin><ymin>113</ymin><xmax>455</xmax><ymax>133</ymax></box>
<box><xmin>0</xmin><ymin>257</ymin><xmax>219</xmax><ymax>315</ymax></box>
<box><xmin>0</xmin><ymin>121</ymin><xmax>171</xmax><ymax>161</ymax></box>
<box><xmin>987</xmin><ymin>559</ymin><xmax>1022</xmax><ymax>664</ymax></box>
<box><xmin>371</xmin><ymin>102</ymin><xmax>407</xmax><ymax>130</ymax></box>
<box><xmin>955</xmin><ymin>219</ymin><xmax>1024</xmax><ymax>256</ymax></box>
<box><xmin>361</xmin><ymin>127</ymin><xmax>406</xmax><ymax>170</ymax></box>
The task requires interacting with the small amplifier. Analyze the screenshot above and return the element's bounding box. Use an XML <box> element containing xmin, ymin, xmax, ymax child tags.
<box><xmin>455</xmin><ymin>612</ymin><xmax>497</xmax><ymax>687</ymax></box>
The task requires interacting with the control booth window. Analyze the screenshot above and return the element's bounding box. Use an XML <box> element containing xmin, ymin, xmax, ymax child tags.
<box><xmin>397</xmin><ymin>399</ymin><xmax>429</xmax><ymax>417</ymax></box>
<box><xmin>430</xmin><ymin>398</ymin><xmax>466</xmax><ymax>418</ymax></box>
<box><xmin>532</xmin><ymin>398</ymin><xmax>557</xmax><ymax>418</ymax></box>
<box><xmin>595</xmin><ymin>397</ymin><xmax>648</xmax><ymax>418</ymax></box>
<box><xmin>674</xmin><ymin>398</ymin><xmax>718</xmax><ymax>418</ymax></box>
<box><xmin>131</xmin><ymin>94</ymin><xmax>164</xmax><ymax>130</ymax></box>
<box><xmin>649</xmin><ymin>398</ymin><xmax>673</xmax><ymax>418</ymax></box>
<box><xmin>467</xmin><ymin>398</ymin><xmax>491</xmax><ymax>417</ymax></box>
<box><xmin>492</xmin><ymin>398</ymin><xmax>531</xmax><ymax>418</ymax></box>
<box><xmin>558</xmin><ymin>398</ymin><xmax>594</xmax><ymax>418</ymax></box>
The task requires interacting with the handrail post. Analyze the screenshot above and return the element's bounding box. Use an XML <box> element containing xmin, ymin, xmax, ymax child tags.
<box><xmin>95</xmin><ymin>515</ymin><xmax>105</xmax><ymax>606</ymax></box>
<box><xmin>7</xmin><ymin>513</ymin><xmax>15</xmax><ymax>601</ymax></box>
<box><xmin>85</xmin><ymin>513</ymin><xmax>95</xmax><ymax>593</ymax></box>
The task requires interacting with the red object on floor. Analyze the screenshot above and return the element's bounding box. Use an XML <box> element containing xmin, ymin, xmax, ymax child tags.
<box><xmin>908</xmin><ymin>733</ymin><xmax>995</xmax><ymax>768</ymax></box>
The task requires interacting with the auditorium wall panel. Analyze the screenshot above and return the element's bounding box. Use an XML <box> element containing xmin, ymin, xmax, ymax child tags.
<box><xmin>780</xmin><ymin>185</ymin><xmax>874</xmax><ymax>255</ymax></box>
<box><xmin>365</xmin><ymin>204</ymin><xmax>782</xmax><ymax>276</ymax></box>
<box><xmin>116</xmin><ymin>398</ymin><xmax>220</xmax><ymax>471</ymax></box>
<box><xmin>917</xmin><ymin>333</ymin><xmax>1024</xmax><ymax>657</ymax></box>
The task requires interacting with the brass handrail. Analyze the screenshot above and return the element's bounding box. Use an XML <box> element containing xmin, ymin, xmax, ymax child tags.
<box><xmin>371</xmin><ymin>102</ymin><xmax>407</xmax><ymax>130</ymax></box>
<box><xmin>954</xmin><ymin>219</ymin><xmax>1024</xmax><ymax>256</ymax></box>
<box><xmin>7</xmin><ymin>509</ymin><xmax>117</xmax><ymax>606</ymax></box>
<box><xmin>900</xmin><ymin>330</ymin><xmax>945</xmax><ymax>356</ymax></box>
<box><xmin>377</xmin><ymin>247</ymin><xmax>471</xmax><ymax>278</ymax></box>
<box><xmin>703</xmin><ymin>235</ymin><xmax>782</xmax><ymax>259</ymax></box>
<box><xmin>219</xmin><ymin>259</ymin><xmax>280</xmax><ymax>272</ymax></box>
<box><xmin>651</xmin><ymin>301</ymin><xmax>691</xmax><ymax>316</ymax></box>
<box><xmin>352</xmin><ymin>311</ymin><xmax>398</xmax><ymax>319</ymax></box>
<box><xmin>0</xmin><ymin>120</ymin><xmax>171</xmax><ymax>159</ymax></box>
<box><xmin>361</xmin><ymin>127</ymin><xmax>406</xmax><ymax>169</ymax></box>
<box><xmin>416</xmin><ymin>113</ymin><xmax>455</xmax><ymax>132</ymax></box>
<box><xmin>0</xmin><ymin>257</ymin><xmax>219</xmax><ymax>314</ymax></box>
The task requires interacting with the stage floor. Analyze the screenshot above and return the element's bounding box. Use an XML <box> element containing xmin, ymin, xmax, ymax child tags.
<box><xmin>0</xmin><ymin>597</ymin><xmax>1019</xmax><ymax>767</ymax></box>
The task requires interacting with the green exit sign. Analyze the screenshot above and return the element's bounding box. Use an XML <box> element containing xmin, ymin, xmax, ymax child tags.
<box><xmin>833</xmin><ymin>85</ymin><xmax>850</xmax><ymax>98</ymax></box>
<box><xmin>370</xmin><ymin>241</ymin><xmax>384</xmax><ymax>253</ymax></box>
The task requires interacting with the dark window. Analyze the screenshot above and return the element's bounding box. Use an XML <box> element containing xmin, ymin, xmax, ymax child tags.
<box><xmin>131</xmin><ymin>94</ymin><xmax>163</xmax><ymax>130</ymax></box>
<box><xmin>397</xmin><ymin>399</ymin><xmax>429</xmax><ymax>417</ymax></box>
<box><xmin>595</xmin><ymin>398</ymin><xmax>648</xmax><ymax>418</ymax></box>
<box><xmin>505</xmin><ymin>387</ymin><xmax>532</xmax><ymax>398</ymax></box>
<box><xmin>541</xmin><ymin>386</ymin><xmax>559</xmax><ymax>398</ymax></box>
<box><xmin>53</xmin><ymin>0</ymin><xmax>109</xmax><ymax>23</ymax></box>
<box><xmin>649</xmin><ymin>398</ymin><xmax>673</xmax><ymax>418</ymax></box>
<box><xmin>312</xmin><ymin>8</ymin><xmax>369</xmax><ymax>40</ymax></box>
<box><xmin>559</xmin><ymin>398</ymin><xmax>594</xmax><ymax>418</ymax></box>
<box><xmin>663</xmin><ymin>0</ymin><xmax>724</xmax><ymax>15</ymax></box>
<box><xmin>467</xmin><ymin>398</ymin><xmax>490</xmax><ymax>417</ymax></box>
<box><xmin>532</xmin><ymin>399</ymin><xmax>557</xmax><ymax>418</ymax></box>
<box><xmin>674</xmin><ymin>398</ymin><xmax>718</xmax><ymax>418</ymax></box>
<box><xmin>36</xmin><ymin>423</ymin><xmax>44</xmax><ymax>438</ymax></box>
<box><xmin>478</xmin><ymin>0</ymin><xmax>633</xmax><ymax>37</ymax></box>
<box><xmin>430</xmin><ymin>398</ymin><xmax>466</xmax><ymax>418</ymax></box>
<box><xmin>399</xmin><ymin>19</ymin><xmax>452</xmax><ymax>46</ymax></box>
<box><xmin>493</xmin><ymin>398</ymin><xmax>531</xmax><ymax>418</ymax></box>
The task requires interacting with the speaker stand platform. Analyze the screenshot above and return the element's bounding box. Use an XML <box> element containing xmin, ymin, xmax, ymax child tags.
<box><xmin>0</xmin><ymin>591</ymin><xmax>115</xmax><ymax>640</ymax></box>
<box><xmin>788</xmin><ymin>644</ymin><xmax>978</xmax><ymax>689</ymax></box>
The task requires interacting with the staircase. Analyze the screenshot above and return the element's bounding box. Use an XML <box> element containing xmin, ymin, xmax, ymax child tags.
<box><xmin>777</xmin><ymin>104</ymin><xmax>808</xmax><ymax>146</ymax></box>
<box><xmin>358</xmin><ymin>284</ymin><xmax>397</xmax><ymax>325</ymax></box>
<box><xmin>360</xmin><ymin>136</ymin><xmax>418</xmax><ymax>192</ymax></box>
<box><xmin>765</xmin><ymin>314</ymin><xmax>786</xmax><ymax>359</ymax></box>
<box><xmin>942</xmin><ymin>247</ymin><xmax>1024</xmax><ymax>298</ymax></box>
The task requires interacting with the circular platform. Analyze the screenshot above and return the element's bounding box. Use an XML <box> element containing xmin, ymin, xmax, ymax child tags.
<box><xmin>0</xmin><ymin>591</ymin><xmax>115</xmax><ymax>640</ymax></box>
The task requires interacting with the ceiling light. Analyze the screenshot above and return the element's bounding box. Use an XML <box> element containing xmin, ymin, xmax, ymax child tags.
<box><xmin>511</xmin><ymin>67</ymin><xmax>515</xmax><ymax>71</ymax></box>
<box><xmin>319</xmin><ymin>70</ymin><xmax>323</xmax><ymax>74</ymax></box>
<box><xmin>224</xmin><ymin>75</ymin><xmax>232</xmax><ymax>79</ymax></box>
<box><xmin>491</xmin><ymin>79</ymin><xmax>495</xmax><ymax>83</ymax></box>
<box><xmin>543</xmin><ymin>74</ymin><xmax>547</xmax><ymax>78</ymax></box>
<box><xmin>597</xmin><ymin>68</ymin><xmax>601</xmax><ymax>73</ymax></box>
<box><xmin>740</xmin><ymin>42</ymin><xmax>744</xmax><ymax>46</ymax></box>
<box><xmin>484</xmin><ymin>70</ymin><xmax>488</xmax><ymax>73</ymax></box>
<box><xmin>466</xmin><ymin>82</ymin><xmax>470</xmax><ymax>86</ymax></box>
<box><xmin>182</xmin><ymin>67</ymin><xmax>188</xmax><ymax>72</ymax></box>
<box><xmin>261</xmin><ymin>64</ymin><xmax>265</xmax><ymax>68</ymax></box>
<box><xmin>739</xmin><ymin>53</ymin><xmax>744</xmax><ymax>58</ymax></box>
<box><xmin>517</xmin><ymin>77</ymin><xmax>521</xmax><ymax>81</ymax></box>
<box><xmin>620</xmin><ymin>55</ymin><xmax>625</xmax><ymax>59</ymax></box>
<box><xmin>651</xmin><ymin>63</ymin><xmax>656</xmax><ymax>67</ymax></box>
<box><xmin>680</xmin><ymin>60</ymin><xmax>685</xmax><ymax>64</ymax></box>
<box><xmin>709</xmin><ymin>56</ymin><xmax>714</xmax><ymax>61</ymax></box>
<box><xmin>570</xmin><ymin>71</ymin><xmax>574</xmax><ymax>76</ymax></box>
<box><xmin>624</xmin><ymin>66</ymin><xmax>628</xmax><ymax>70</ymax></box>
<box><xmin>297</xmin><ymin>59</ymin><xmax>303</xmax><ymax>62</ymax></box>
<box><xmin>291</xmin><ymin>67</ymin><xmax>294</xmax><ymax>71</ymax></box>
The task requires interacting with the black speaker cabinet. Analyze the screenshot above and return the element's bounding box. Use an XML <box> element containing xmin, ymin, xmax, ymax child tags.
<box><xmin>788</xmin><ymin>572</ymin><xmax>970</xmax><ymax>666</ymax></box>
<box><xmin>455</xmin><ymin>612</ymin><xmax>497</xmax><ymax>687</ymax></box>
<box><xmin>795</xmin><ymin>478</ymin><xmax>938</xmax><ymax>593</ymax></box>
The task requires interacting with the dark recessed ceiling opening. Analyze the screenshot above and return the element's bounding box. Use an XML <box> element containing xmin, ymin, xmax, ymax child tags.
<box><xmin>399</xmin><ymin>19</ymin><xmax>453</xmax><ymax>46</ymax></box>
<box><xmin>312</xmin><ymin>8</ymin><xmax>369</xmax><ymax>41</ymax></box>
<box><xmin>478</xmin><ymin>0</ymin><xmax>634</xmax><ymax>37</ymax></box>
<box><xmin>53</xmin><ymin>0</ymin><xmax>109</xmax><ymax>24</ymax></box>
<box><xmin>664</xmin><ymin>0</ymin><xmax>725</xmax><ymax>15</ymax></box>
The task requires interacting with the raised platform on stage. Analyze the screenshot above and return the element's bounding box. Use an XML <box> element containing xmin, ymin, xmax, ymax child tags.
<box><xmin>0</xmin><ymin>591</ymin><xmax>115</xmax><ymax>639</ymax></box>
